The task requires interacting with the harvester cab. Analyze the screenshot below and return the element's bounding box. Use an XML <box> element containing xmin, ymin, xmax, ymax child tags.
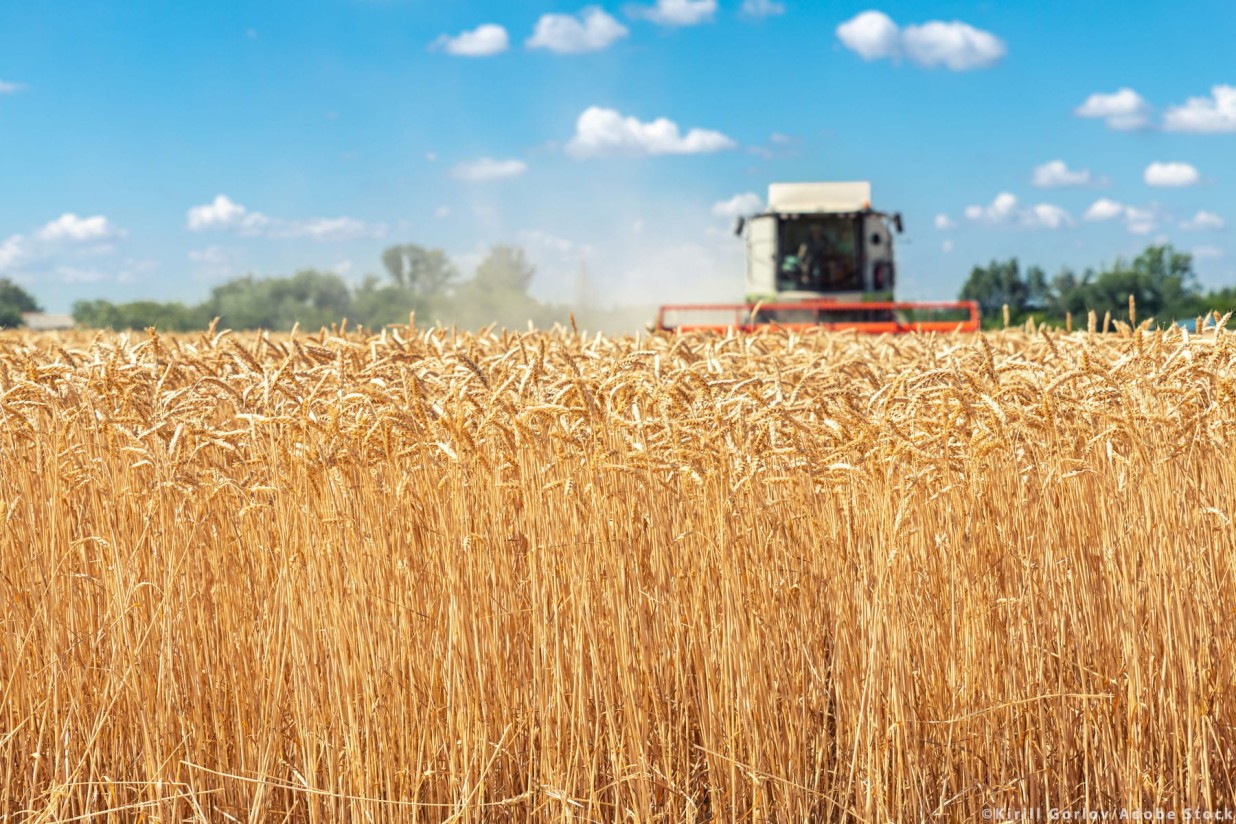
<box><xmin>655</xmin><ymin>181</ymin><xmax>980</xmax><ymax>333</ymax></box>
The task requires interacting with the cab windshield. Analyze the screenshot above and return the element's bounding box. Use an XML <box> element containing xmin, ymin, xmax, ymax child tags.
<box><xmin>777</xmin><ymin>215</ymin><xmax>862</xmax><ymax>293</ymax></box>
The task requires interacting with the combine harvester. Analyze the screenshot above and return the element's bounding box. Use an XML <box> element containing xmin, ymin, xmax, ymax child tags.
<box><xmin>655</xmin><ymin>181</ymin><xmax>980</xmax><ymax>333</ymax></box>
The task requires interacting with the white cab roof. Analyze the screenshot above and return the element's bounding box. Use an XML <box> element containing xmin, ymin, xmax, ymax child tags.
<box><xmin>767</xmin><ymin>182</ymin><xmax>872</xmax><ymax>214</ymax></box>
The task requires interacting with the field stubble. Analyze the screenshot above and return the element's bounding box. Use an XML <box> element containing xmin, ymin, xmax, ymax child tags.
<box><xmin>1</xmin><ymin>319</ymin><xmax>1235</xmax><ymax>822</ymax></box>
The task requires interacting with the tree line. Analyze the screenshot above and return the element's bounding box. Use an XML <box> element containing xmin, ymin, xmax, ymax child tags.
<box><xmin>69</xmin><ymin>244</ymin><xmax>588</xmax><ymax>333</ymax></box>
<box><xmin>959</xmin><ymin>244</ymin><xmax>1236</xmax><ymax>328</ymax></box>
<box><xmin>2</xmin><ymin>240</ymin><xmax>1233</xmax><ymax>332</ymax></box>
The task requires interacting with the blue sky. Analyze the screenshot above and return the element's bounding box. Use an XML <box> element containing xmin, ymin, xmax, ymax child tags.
<box><xmin>1</xmin><ymin>0</ymin><xmax>1234</xmax><ymax>314</ymax></box>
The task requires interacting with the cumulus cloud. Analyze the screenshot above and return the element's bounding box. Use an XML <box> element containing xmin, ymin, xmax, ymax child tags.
<box><xmin>901</xmin><ymin>21</ymin><xmax>1006</xmax><ymax>70</ymax></box>
<box><xmin>1032</xmin><ymin>160</ymin><xmax>1092</xmax><ymax>188</ymax></box>
<box><xmin>450</xmin><ymin>157</ymin><xmax>529</xmax><ymax>182</ymax></box>
<box><xmin>1144</xmin><ymin>161</ymin><xmax>1200</xmax><ymax>187</ymax></box>
<box><xmin>186</xmin><ymin>194</ymin><xmax>383</xmax><ymax>240</ymax></box>
<box><xmin>740</xmin><ymin>0</ymin><xmax>785</xmax><ymax>17</ymax></box>
<box><xmin>626</xmin><ymin>0</ymin><xmax>717</xmax><ymax>27</ymax></box>
<box><xmin>964</xmin><ymin>193</ymin><xmax>1072</xmax><ymax>229</ymax></box>
<box><xmin>527</xmin><ymin>7</ymin><xmax>628</xmax><ymax>53</ymax></box>
<box><xmin>934</xmin><ymin>213</ymin><xmax>955</xmax><ymax>230</ymax></box>
<box><xmin>964</xmin><ymin>192</ymin><xmax>1018</xmax><ymax>223</ymax></box>
<box><xmin>1192</xmin><ymin>246</ymin><xmax>1224</xmax><ymax>260</ymax></box>
<box><xmin>1075</xmin><ymin>88</ymin><xmax>1152</xmax><ymax>131</ymax></box>
<box><xmin>712</xmin><ymin>192</ymin><xmax>764</xmax><ymax>218</ymax></box>
<box><xmin>942</xmin><ymin>239</ymin><xmax>954</xmax><ymax>253</ymax></box>
<box><xmin>37</xmin><ymin>213</ymin><xmax>123</xmax><ymax>243</ymax></box>
<box><xmin>836</xmin><ymin>11</ymin><xmax>1005</xmax><ymax>71</ymax></box>
<box><xmin>1083</xmin><ymin>199</ymin><xmax>1160</xmax><ymax>234</ymax></box>
<box><xmin>0</xmin><ymin>235</ymin><xmax>25</xmax><ymax>271</ymax></box>
<box><xmin>566</xmin><ymin>106</ymin><xmax>736</xmax><ymax>157</ymax></box>
<box><xmin>836</xmin><ymin>11</ymin><xmax>900</xmax><ymax>60</ymax></box>
<box><xmin>0</xmin><ymin>212</ymin><xmax>129</xmax><ymax>277</ymax></box>
<box><xmin>1024</xmin><ymin>203</ymin><xmax>1072</xmax><ymax>230</ymax></box>
<box><xmin>1181</xmin><ymin>210</ymin><xmax>1225</xmax><ymax>231</ymax></box>
<box><xmin>1083</xmin><ymin>198</ymin><xmax>1126</xmax><ymax>222</ymax></box>
<box><xmin>186</xmin><ymin>195</ymin><xmax>271</xmax><ymax>234</ymax></box>
<box><xmin>1164</xmin><ymin>85</ymin><xmax>1236</xmax><ymax>133</ymax></box>
<box><xmin>0</xmin><ymin>80</ymin><xmax>25</xmax><ymax>95</ymax></box>
<box><xmin>431</xmin><ymin>24</ymin><xmax>510</xmax><ymax>57</ymax></box>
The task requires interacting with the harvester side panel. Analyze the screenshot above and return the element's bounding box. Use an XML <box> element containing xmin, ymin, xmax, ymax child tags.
<box><xmin>656</xmin><ymin>300</ymin><xmax>981</xmax><ymax>334</ymax></box>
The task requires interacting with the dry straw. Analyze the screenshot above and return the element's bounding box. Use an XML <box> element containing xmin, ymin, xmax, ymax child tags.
<box><xmin>1</xmin><ymin>321</ymin><xmax>1234</xmax><ymax>822</ymax></box>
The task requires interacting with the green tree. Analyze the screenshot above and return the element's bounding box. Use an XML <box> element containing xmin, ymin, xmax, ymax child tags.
<box><xmin>0</xmin><ymin>278</ymin><xmax>41</xmax><ymax>328</ymax></box>
<box><xmin>71</xmin><ymin>299</ymin><xmax>208</xmax><ymax>331</ymax></box>
<box><xmin>381</xmin><ymin>245</ymin><xmax>457</xmax><ymax>297</ymax></box>
<box><xmin>203</xmin><ymin>270</ymin><xmax>353</xmax><ymax>331</ymax></box>
<box><xmin>449</xmin><ymin>245</ymin><xmax>547</xmax><ymax>328</ymax></box>
<box><xmin>352</xmin><ymin>275</ymin><xmax>421</xmax><ymax>329</ymax></box>
<box><xmin>1071</xmin><ymin>245</ymin><xmax>1198</xmax><ymax>323</ymax></box>
<box><xmin>959</xmin><ymin>258</ymin><xmax>1028</xmax><ymax>322</ymax></box>
<box><xmin>472</xmin><ymin>245</ymin><xmax>535</xmax><ymax>293</ymax></box>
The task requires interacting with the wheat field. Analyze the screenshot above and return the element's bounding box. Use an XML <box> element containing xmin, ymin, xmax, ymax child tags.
<box><xmin>1</xmin><ymin>318</ymin><xmax>1235</xmax><ymax>822</ymax></box>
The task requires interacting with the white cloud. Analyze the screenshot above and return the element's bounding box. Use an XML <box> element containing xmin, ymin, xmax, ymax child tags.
<box><xmin>1164</xmin><ymin>85</ymin><xmax>1236</xmax><ymax>134</ymax></box>
<box><xmin>964</xmin><ymin>193</ymin><xmax>1071</xmax><ymax>229</ymax></box>
<box><xmin>1144</xmin><ymin>161</ymin><xmax>1200</xmax><ymax>188</ymax></box>
<box><xmin>0</xmin><ymin>80</ymin><xmax>25</xmax><ymax>95</ymax></box>
<box><xmin>1075</xmin><ymin>88</ymin><xmax>1151</xmax><ymax>131</ymax></box>
<box><xmin>942</xmin><ymin>239</ymin><xmax>953</xmax><ymax>253</ymax></box>
<box><xmin>1192</xmin><ymin>246</ymin><xmax>1224</xmax><ymax>260</ymax></box>
<box><xmin>836</xmin><ymin>11</ymin><xmax>1004</xmax><ymax>70</ymax></box>
<box><xmin>186</xmin><ymin>194</ymin><xmax>382</xmax><ymax>240</ymax></box>
<box><xmin>1181</xmin><ymin>210</ymin><xmax>1225</xmax><ymax>231</ymax></box>
<box><xmin>1032</xmin><ymin>160</ymin><xmax>1092</xmax><ymax>188</ymax></box>
<box><xmin>566</xmin><ymin>106</ymin><xmax>736</xmax><ymax>157</ymax></box>
<box><xmin>279</xmin><ymin>217</ymin><xmax>386</xmax><ymax>241</ymax></box>
<box><xmin>186</xmin><ymin>194</ymin><xmax>270</xmax><ymax>233</ymax></box>
<box><xmin>836</xmin><ymin>11</ymin><xmax>900</xmax><ymax>60</ymax></box>
<box><xmin>431</xmin><ymin>24</ymin><xmax>510</xmax><ymax>57</ymax></box>
<box><xmin>901</xmin><ymin>21</ymin><xmax>1005</xmax><ymax>71</ymax></box>
<box><xmin>934</xmin><ymin>213</ymin><xmax>955</xmax><ymax>230</ymax></box>
<box><xmin>37</xmin><ymin>213</ymin><xmax>123</xmax><ymax>243</ymax></box>
<box><xmin>527</xmin><ymin>7</ymin><xmax>628</xmax><ymax>53</ymax></box>
<box><xmin>965</xmin><ymin>192</ymin><xmax>1019</xmax><ymax>223</ymax></box>
<box><xmin>627</xmin><ymin>0</ymin><xmax>717</xmax><ymax>27</ymax></box>
<box><xmin>1083</xmin><ymin>199</ymin><xmax>1160</xmax><ymax>234</ymax></box>
<box><xmin>1083</xmin><ymin>198</ymin><xmax>1126</xmax><ymax>222</ymax></box>
<box><xmin>0</xmin><ymin>214</ymin><xmax>132</xmax><ymax>279</ymax></box>
<box><xmin>1025</xmin><ymin>203</ymin><xmax>1071</xmax><ymax>230</ymax></box>
<box><xmin>435</xmin><ymin>206</ymin><xmax>452</xmax><ymax>219</ymax></box>
<box><xmin>712</xmin><ymin>192</ymin><xmax>763</xmax><ymax>218</ymax></box>
<box><xmin>740</xmin><ymin>0</ymin><xmax>785</xmax><ymax>17</ymax></box>
<box><xmin>425</xmin><ymin>152</ymin><xmax>438</xmax><ymax>163</ymax></box>
<box><xmin>450</xmin><ymin>157</ymin><xmax>529</xmax><ymax>182</ymax></box>
<box><xmin>0</xmin><ymin>235</ymin><xmax>25</xmax><ymax>271</ymax></box>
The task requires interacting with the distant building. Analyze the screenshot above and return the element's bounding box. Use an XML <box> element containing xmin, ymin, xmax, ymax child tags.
<box><xmin>21</xmin><ymin>313</ymin><xmax>75</xmax><ymax>331</ymax></box>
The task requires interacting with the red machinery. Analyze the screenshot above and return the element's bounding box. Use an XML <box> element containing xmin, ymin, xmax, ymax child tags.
<box><xmin>656</xmin><ymin>299</ymin><xmax>981</xmax><ymax>334</ymax></box>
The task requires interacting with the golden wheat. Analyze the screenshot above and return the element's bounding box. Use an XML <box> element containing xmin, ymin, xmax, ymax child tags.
<box><xmin>1</xmin><ymin>321</ymin><xmax>1235</xmax><ymax>822</ymax></box>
